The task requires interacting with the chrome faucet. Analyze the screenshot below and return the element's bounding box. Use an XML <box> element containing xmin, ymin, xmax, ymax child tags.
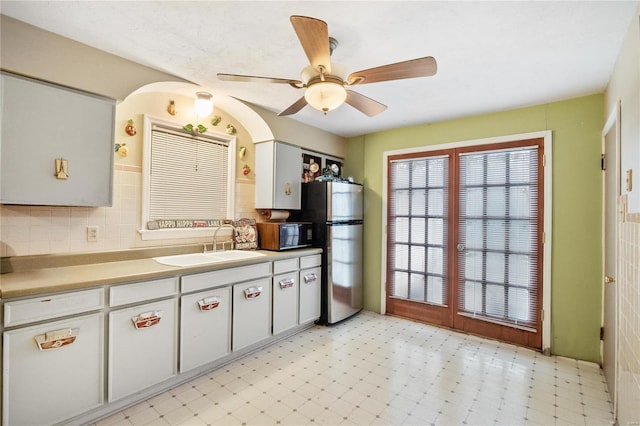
<box><xmin>204</xmin><ymin>222</ymin><xmax>235</xmax><ymax>253</ymax></box>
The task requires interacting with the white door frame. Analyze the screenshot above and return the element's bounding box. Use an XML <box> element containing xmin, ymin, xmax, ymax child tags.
<box><xmin>601</xmin><ymin>100</ymin><xmax>621</xmax><ymax>416</ymax></box>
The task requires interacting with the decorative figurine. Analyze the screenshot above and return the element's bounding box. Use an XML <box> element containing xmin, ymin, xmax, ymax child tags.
<box><xmin>115</xmin><ymin>143</ymin><xmax>128</xmax><ymax>157</ymax></box>
<box><xmin>125</xmin><ymin>119</ymin><xmax>137</xmax><ymax>136</ymax></box>
<box><xmin>167</xmin><ymin>100</ymin><xmax>176</xmax><ymax>116</ymax></box>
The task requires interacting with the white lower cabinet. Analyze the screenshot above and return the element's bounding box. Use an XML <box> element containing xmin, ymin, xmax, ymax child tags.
<box><xmin>272</xmin><ymin>271</ymin><xmax>299</xmax><ymax>334</ymax></box>
<box><xmin>108</xmin><ymin>298</ymin><xmax>178</xmax><ymax>401</ymax></box>
<box><xmin>0</xmin><ymin>251</ymin><xmax>322</xmax><ymax>424</ymax></box>
<box><xmin>180</xmin><ymin>286</ymin><xmax>231</xmax><ymax>372</ymax></box>
<box><xmin>232</xmin><ymin>278</ymin><xmax>271</xmax><ymax>351</ymax></box>
<box><xmin>299</xmin><ymin>266</ymin><xmax>322</xmax><ymax>325</ymax></box>
<box><xmin>2</xmin><ymin>313</ymin><xmax>104</xmax><ymax>425</ymax></box>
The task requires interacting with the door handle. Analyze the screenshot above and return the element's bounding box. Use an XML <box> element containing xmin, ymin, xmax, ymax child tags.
<box><xmin>457</xmin><ymin>243</ymin><xmax>465</xmax><ymax>252</ymax></box>
<box><xmin>604</xmin><ymin>276</ymin><xmax>615</xmax><ymax>284</ymax></box>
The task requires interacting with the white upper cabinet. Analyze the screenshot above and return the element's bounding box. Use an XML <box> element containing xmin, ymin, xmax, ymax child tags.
<box><xmin>0</xmin><ymin>71</ymin><xmax>115</xmax><ymax>206</ymax></box>
<box><xmin>255</xmin><ymin>141</ymin><xmax>301</xmax><ymax>210</ymax></box>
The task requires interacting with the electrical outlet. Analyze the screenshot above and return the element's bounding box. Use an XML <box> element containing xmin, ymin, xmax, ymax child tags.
<box><xmin>87</xmin><ymin>226</ymin><xmax>99</xmax><ymax>242</ymax></box>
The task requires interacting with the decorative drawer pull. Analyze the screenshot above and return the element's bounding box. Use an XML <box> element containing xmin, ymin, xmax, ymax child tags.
<box><xmin>132</xmin><ymin>311</ymin><xmax>162</xmax><ymax>329</ymax></box>
<box><xmin>304</xmin><ymin>273</ymin><xmax>318</xmax><ymax>284</ymax></box>
<box><xmin>34</xmin><ymin>328</ymin><xmax>79</xmax><ymax>351</ymax></box>
<box><xmin>198</xmin><ymin>296</ymin><xmax>221</xmax><ymax>311</ymax></box>
<box><xmin>244</xmin><ymin>286</ymin><xmax>262</xmax><ymax>299</ymax></box>
<box><xmin>279</xmin><ymin>278</ymin><xmax>295</xmax><ymax>289</ymax></box>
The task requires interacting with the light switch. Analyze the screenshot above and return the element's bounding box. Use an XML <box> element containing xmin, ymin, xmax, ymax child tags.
<box><xmin>626</xmin><ymin>169</ymin><xmax>633</xmax><ymax>192</ymax></box>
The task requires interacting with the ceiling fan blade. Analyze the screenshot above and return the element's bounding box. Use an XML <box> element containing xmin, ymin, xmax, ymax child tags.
<box><xmin>348</xmin><ymin>56</ymin><xmax>437</xmax><ymax>85</ymax></box>
<box><xmin>345</xmin><ymin>90</ymin><xmax>387</xmax><ymax>117</ymax></box>
<box><xmin>218</xmin><ymin>73</ymin><xmax>302</xmax><ymax>86</ymax></box>
<box><xmin>278</xmin><ymin>96</ymin><xmax>308</xmax><ymax>116</ymax></box>
<box><xmin>290</xmin><ymin>15</ymin><xmax>331</xmax><ymax>74</ymax></box>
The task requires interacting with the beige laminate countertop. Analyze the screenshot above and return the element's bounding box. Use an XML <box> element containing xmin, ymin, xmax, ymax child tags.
<box><xmin>0</xmin><ymin>247</ymin><xmax>322</xmax><ymax>299</ymax></box>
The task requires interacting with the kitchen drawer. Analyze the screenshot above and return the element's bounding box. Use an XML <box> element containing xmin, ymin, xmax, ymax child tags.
<box><xmin>273</xmin><ymin>257</ymin><xmax>299</xmax><ymax>274</ymax></box>
<box><xmin>300</xmin><ymin>254</ymin><xmax>321</xmax><ymax>269</ymax></box>
<box><xmin>110</xmin><ymin>277</ymin><xmax>178</xmax><ymax>307</ymax></box>
<box><xmin>181</xmin><ymin>262</ymin><xmax>271</xmax><ymax>294</ymax></box>
<box><xmin>3</xmin><ymin>288</ymin><xmax>105</xmax><ymax>327</ymax></box>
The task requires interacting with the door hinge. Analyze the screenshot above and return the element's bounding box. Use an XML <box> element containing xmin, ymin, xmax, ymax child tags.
<box><xmin>601</xmin><ymin>154</ymin><xmax>606</xmax><ymax>171</ymax></box>
<box><xmin>600</xmin><ymin>326</ymin><xmax>604</xmax><ymax>341</ymax></box>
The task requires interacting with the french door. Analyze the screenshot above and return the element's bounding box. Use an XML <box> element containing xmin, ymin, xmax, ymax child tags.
<box><xmin>386</xmin><ymin>138</ymin><xmax>544</xmax><ymax>349</ymax></box>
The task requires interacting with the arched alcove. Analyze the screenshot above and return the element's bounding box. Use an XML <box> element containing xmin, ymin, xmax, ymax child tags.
<box><xmin>127</xmin><ymin>82</ymin><xmax>274</xmax><ymax>143</ymax></box>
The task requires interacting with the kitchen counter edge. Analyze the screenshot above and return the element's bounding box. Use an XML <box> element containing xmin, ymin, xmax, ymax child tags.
<box><xmin>0</xmin><ymin>248</ymin><xmax>322</xmax><ymax>299</ymax></box>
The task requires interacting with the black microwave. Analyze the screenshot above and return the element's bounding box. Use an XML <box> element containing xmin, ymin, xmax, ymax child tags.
<box><xmin>256</xmin><ymin>222</ymin><xmax>313</xmax><ymax>251</ymax></box>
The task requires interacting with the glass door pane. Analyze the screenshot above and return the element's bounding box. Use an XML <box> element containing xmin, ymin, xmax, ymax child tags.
<box><xmin>389</xmin><ymin>155</ymin><xmax>449</xmax><ymax>306</ymax></box>
<box><xmin>457</xmin><ymin>147</ymin><xmax>540</xmax><ymax>329</ymax></box>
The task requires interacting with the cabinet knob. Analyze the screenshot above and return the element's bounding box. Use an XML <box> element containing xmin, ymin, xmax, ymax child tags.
<box><xmin>304</xmin><ymin>273</ymin><xmax>318</xmax><ymax>284</ymax></box>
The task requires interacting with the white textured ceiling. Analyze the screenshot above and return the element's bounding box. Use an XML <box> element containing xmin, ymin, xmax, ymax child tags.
<box><xmin>1</xmin><ymin>1</ymin><xmax>637</xmax><ymax>138</ymax></box>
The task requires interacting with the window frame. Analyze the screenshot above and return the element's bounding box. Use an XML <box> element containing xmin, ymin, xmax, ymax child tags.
<box><xmin>138</xmin><ymin>115</ymin><xmax>236</xmax><ymax>241</ymax></box>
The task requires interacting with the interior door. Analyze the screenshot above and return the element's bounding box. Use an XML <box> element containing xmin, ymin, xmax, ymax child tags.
<box><xmin>602</xmin><ymin>105</ymin><xmax>619</xmax><ymax>407</ymax></box>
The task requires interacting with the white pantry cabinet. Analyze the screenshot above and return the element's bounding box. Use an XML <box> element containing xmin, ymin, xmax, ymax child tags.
<box><xmin>255</xmin><ymin>141</ymin><xmax>301</xmax><ymax>210</ymax></box>
<box><xmin>180</xmin><ymin>286</ymin><xmax>232</xmax><ymax>372</ymax></box>
<box><xmin>299</xmin><ymin>254</ymin><xmax>322</xmax><ymax>325</ymax></box>
<box><xmin>3</xmin><ymin>313</ymin><xmax>105</xmax><ymax>426</ymax></box>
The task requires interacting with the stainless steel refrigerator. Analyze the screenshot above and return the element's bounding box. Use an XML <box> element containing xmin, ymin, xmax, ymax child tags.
<box><xmin>294</xmin><ymin>181</ymin><xmax>363</xmax><ymax>325</ymax></box>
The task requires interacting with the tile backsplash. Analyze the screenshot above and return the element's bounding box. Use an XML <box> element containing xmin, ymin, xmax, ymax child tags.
<box><xmin>618</xmin><ymin>199</ymin><xmax>640</xmax><ymax>424</ymax></box>
<box><xmin>0</xmin><ymin>168</ymin><xmax>259</xmax><ymax>257</ymax></box>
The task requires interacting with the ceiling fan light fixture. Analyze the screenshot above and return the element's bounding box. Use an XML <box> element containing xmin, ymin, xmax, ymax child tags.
<box><xmin>194</xmin><ymin>91</ymin><xmax>213</xmax><ymax>117</ymax></box>
<box><xmin>304</xmin><ymin>81</ymin><xmax>347</xmax><ymax>114</ymax></box>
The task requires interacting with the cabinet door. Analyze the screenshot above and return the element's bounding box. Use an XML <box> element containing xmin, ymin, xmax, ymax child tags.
<box><xmin>273</xmin><ymin>142</ymin><xmax>301</xmax><ymax>209</ymax></box>
<box><xmin>232</xmin><ymin>278</ymin><xmax>271</xmax><ymax>351</ymax></box>
<box><xmin>3</xmin><ymin>313</ymin><xmax>104</xmax><ymax>426</ymax></box>
<box><xmin>299</xmin><ymin>267</ymin><xmax>321</xmax><ymax>325</ymax></box>
<box><xmin>272</xmin><ymin>272</ymin><xmax>299</xmax><ymax>335</ymax></box>
<box><xmin>108</xmin><ymin>298</ymin><xmax>178</xmax><ymax>401</ymax></box>
<box><xmin>255</xmin><ymin>141</ymin><xmax>301</xmax><ymax>209</ymax></box>
<box><xmin>0</xmin><ymin>71</ymin><xmax>115</xmax><ymax>206</ymax></box>
<box><xmin>180</xmin><ymin>287</ymin><xmax>231</xmax><ymax>372</ymax></box>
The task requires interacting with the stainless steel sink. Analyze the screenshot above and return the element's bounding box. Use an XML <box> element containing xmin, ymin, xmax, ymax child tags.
<box><xmin>153</xmin><ymin>250</ymin><xmax>266</xmax><ymax>267</ymax></box>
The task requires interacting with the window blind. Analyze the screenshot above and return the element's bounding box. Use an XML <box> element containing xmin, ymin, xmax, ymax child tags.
<box><xmin>458</xmin><ymin>146</ymin><xmax>539</xmax><ymax>329</ymax></box>
<box><xmin>389</xmin><ymin>155</ymin><xmax>449</xmax><ymax>306</ymax></box>
<box><xmin>149</xmin><ymin>125</ymin><xmax>229</xmax><ymax>221</ymax></box>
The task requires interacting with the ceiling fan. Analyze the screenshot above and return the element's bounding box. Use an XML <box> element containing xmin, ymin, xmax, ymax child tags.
<box><xmin>217</xmin><ymin>15</ymin><xmax>437</xmax><ymax>117</ymax></box>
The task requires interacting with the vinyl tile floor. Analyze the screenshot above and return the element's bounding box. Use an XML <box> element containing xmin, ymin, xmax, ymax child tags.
<box><xmin>94</xmin><ymin>311</ymin><xmax>614</xmax><ymax>426</ymax></box>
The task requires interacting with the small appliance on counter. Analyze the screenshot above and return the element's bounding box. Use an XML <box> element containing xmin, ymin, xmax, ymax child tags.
<box><xmin>256</xmin><ymin>222</ymin><xmax>313</xmax><ymax>251</ymax></box>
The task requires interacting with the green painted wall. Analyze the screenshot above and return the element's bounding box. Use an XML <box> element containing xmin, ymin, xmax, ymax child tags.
<box><xmin>344</xmin><ymin>94</ymin><xmax>604</xmax><ymax>363</ymax></box>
